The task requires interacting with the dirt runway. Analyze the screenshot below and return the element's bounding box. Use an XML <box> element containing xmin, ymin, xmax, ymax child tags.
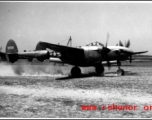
<box><xmin>0</xmin><ymin>61</ymin><xmax>152</xmax><ymax>118</ymax></box>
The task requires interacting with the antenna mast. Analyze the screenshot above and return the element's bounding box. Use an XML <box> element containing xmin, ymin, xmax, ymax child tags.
<box><xmin>67</xmin><ymin>36</ymin><xmax>72</xmax><ymax>47</ymax></box>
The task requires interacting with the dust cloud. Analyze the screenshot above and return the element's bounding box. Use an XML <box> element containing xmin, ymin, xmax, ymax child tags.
<box><xmin>0</xmin><ymin>61</ymin><xmax>70</xmax><ymax>76</ymax></box>
<box><xmin>0</xmin><ymin>62</ymin><xmax>17</xmax><ymax>76</ymax></box>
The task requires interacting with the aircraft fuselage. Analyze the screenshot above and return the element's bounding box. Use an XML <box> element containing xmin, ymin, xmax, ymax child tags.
<box><xmin>57</xmin><ymin>45</ymin><xmax>133</xmax><ymax>67</ymax></box>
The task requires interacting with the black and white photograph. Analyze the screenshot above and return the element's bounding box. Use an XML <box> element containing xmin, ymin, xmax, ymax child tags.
<box><xmin>0</xmin><ymin>1</ymin><xmax>152</xmax><ymax>118</ymax></box>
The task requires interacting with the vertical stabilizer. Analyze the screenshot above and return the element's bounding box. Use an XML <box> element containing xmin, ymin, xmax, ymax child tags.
<box><xmin>5</xmin><ymin>39</ymin><xmax>18</xmax><ymax>63</ymax></box>
<box><xmin>6</xmin><ymin>39</ymin><xmax>18</xmax><ymax>53</ymax></box>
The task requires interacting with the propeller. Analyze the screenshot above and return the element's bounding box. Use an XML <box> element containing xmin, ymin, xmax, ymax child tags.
<box><xmin>115</xmin><ymin>50</ymin><xmax>121</xmax><ymax>66</ymax></box>
<box><xmin>105</xmin><ymin>32</ymin><xmax>110</xmax><ymax>48</ymax></box>
<box><xmin>126</xmin><ymin>39</ymin><xmax>130</xmax><ymax>48</ymax></box>
<box><xmin>118</xmin><ymin>39</ymin><xmax>132</xmax><ymax>63</ymax></box>
<box><xmin>127</xmin><ymin>40</ymin><xmax>131</xmax><ymax>63</ymax></box>
<box><xmin>119</xmin><ymin>40</ymin><xmax>124</xmax><ymax>47</ymax></box>
<box><xmin>104</xmin><ymin>32</ymin><xmax>111</xmax><ymax>69</ymax></box>
<box><xmin>0</xmin><ymin>46</ymin><xmax>2</xmax><ymax>52</ymax></box>
<box><xmin>119</xmin><ymin>39</ymin><xmax>130</xmax><ymax>48</ymax></box>
<box><xmin>129</xmin><ymin>55</ymin><xmax>132</xmax><ymax>63</ymax></box>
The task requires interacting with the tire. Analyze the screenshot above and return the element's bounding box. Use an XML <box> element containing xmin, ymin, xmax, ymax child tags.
<box><xmin>117</xmin><ymin>69</ymin><xmax>124</xmax><ymax>76</ymax></box>
<box><xmin>95</xmin><ymin>65</ymin><xmax>104</xmax><ymax>75</ymax></box>
<box><xmin>71</xmin><ymin>66</ymin><xmax>81</xmax><ymax>77</ymax></box>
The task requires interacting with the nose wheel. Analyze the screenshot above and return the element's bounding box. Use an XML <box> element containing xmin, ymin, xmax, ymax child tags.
<box><xmin>117</xmin><ymin>67</ymin><xmax>124</xmax><ymax>76</ymax></box>
<box><xmin>71</xmin><ymin>66</ymin><xmax>81</xmax><ymax>77</ymax></box>
<box><xmin>117</xmin><ymin>61</ymin><xmax>124</xmax><ymax>76</ymax></box>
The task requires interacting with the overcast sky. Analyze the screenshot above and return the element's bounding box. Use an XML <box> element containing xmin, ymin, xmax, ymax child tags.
<box><xmin>0</xmin><ymin>1</ymin><xmax>152</xmax><ymax>55</ymax></box>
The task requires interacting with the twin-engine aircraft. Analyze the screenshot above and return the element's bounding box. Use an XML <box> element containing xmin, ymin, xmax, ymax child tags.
<box><xmin>0</xmin><ymin>38</ymin><xmax>148</xmax><ymax>77</ymax></box>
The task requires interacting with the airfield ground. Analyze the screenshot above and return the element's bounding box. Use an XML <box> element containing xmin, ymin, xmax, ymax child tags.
<box><xmin>0</xmin><ymin>61</ymin><xmax>152</xmax><ymax>118</ymax></box>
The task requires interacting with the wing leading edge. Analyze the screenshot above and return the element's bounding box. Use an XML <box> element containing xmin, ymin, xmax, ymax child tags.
<box><xmin>38</xmin><ymin>41</ymin><xmax>85</xmax><ymax>58</ymax></box>
<box><xmin>132</xmin><ymin>51</ymin><xmax>148</xmax><ymax>55</ymax></box>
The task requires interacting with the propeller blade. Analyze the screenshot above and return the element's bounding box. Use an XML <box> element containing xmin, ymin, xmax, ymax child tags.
<box><xmin>98</xmin><ymin>46</ymin><xmax>111</xmax><ymax>69</ymax></box>
<box><xmin>106</xmin><ymin>58</ymin><xmax>111</xmax><ymax>70</ymax></box>
<box><xmin>0</xmin><ymin>46</ymin><xmax>2</xmax><ymax>52</ymax></box>
<box><xmin>104</xmin><ymin>32</ymin><xmax>111</xmax><ymax>70</ymax></box>
<box><xmin>105</xmin><ymin>32</ymin><xmax>110</xmax><ymax>47</ymax></box>
<box><xmin>119</xmin><ymin>40</ymin><xmax>124</xmax><ymax>47</ymax></box>
<box><xmin>126</xmin><ymin>39</ymin><xmax>130</xmax><ymax>48</ymax></box>
<box><xmin>115</xmin><ymin>50</ymin><xmax>121</xmax><ymax>65</ymax></box>
<box><xmin>129</xmin><ymin>55</ymin><xmax>132</xmax><ymax>63</ymax></box>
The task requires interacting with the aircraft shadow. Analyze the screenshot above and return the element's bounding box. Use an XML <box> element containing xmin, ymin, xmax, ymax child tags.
<box><xmin>56</xmin><ymin>72</ymin><xmax>100</xmax><ymax>80</ymax></box>
<box><xmin>123</xmin><ymin>71</ymin><xmax>139</xmax><ymax>76</ymax></box>
<box><xmin>56</xmin><ymin>71</ymin><xmax>139</xmax><ymax>80</ymax></box>
<box><xmin>106</xmin><ymin>71</ymin><xmax>139</xmax><ymax>76</ymax></box>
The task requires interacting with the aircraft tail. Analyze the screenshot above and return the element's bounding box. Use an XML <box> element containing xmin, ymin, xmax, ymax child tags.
<box><xmin>6</xmin><ymin>39</ymin><xmax>18</xmax><ymax>53</ymax></box>
<box><xmin>5</xmin><ymin>39</ymin><xmax>19</xmax><ymax>63</ymax></box>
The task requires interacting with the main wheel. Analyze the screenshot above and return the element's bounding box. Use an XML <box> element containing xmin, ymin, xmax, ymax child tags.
<box><xmin>95</xmin><ymin>64</ymin><xmax>104</xmax><ymax>75</ymax></box>
<box><xmin>71</xmin><ymin>66</ymin><xmax>81</xmax><ymax>77</ymax></box>
<box><xmin>117</xmin><ymin>68</ymin><xmax>124</xmax><ymax>76</ymax></box>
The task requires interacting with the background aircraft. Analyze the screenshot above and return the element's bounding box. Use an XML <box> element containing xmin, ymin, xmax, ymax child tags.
<box><xmin>1</xmin><ymin>37</ymin><xmax>147</xmax><ymax>77</ymax></box>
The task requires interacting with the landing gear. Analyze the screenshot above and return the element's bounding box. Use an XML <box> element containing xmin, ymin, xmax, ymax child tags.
<box><xmin>117</xmin><ymin>61</ymin><xmax>124</xmax><ymax>76</ymax></box>
<box><xmin>95</xmin><ymin>64</ymin><xmax>104</xmax><ymax>75</ymax></box>
<box><xmin>71</xmin><ymin>66</ymin><xmax>81</xmax><ymax>77</ymax></box>
<box><xmin>117</xmin><ymin>67</ymin><xmax>124</xmax><ymax>76</ymax></box>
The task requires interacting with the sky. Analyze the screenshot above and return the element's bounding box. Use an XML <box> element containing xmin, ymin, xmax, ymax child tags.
<box><xmin>0</xmin><ymin>1</ymin><xmax>152</xmax><ymax>55</ymax></box>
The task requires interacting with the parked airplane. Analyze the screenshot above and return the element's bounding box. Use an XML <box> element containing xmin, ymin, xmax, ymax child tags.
<box><xmin>0</xmin><ymin>38</ymin><xmax>148</xmax><ymax>77</ymax></box>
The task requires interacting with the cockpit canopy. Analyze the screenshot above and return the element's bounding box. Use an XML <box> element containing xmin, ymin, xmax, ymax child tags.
<box><xmin>86</xmin><ymin>41</ymin><xmax>104</xmax><ymax>47</ymax></box>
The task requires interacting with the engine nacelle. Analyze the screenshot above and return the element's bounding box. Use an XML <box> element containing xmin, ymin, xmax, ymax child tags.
<box><xmin>34</xmin><ymin>50</ymin><xmax>50</xmax><ymax>62</ymax></box>
<box><xmin>18</xmin><ymin>50</ymin><xmax>50</xmax><ymax>62</ymax></box>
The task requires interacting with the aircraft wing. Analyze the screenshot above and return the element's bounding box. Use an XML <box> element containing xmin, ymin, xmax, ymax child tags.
<box><xmin>127</xmin><ymin>59</ymin><xmax>151</xmax><ymax>62</ymax></box>
<box><xmin>38</xmin><ymin>41</ymin><xmax>85</xmax><ymax>58</ymax></box>
<box><xmin>132</xmin><ymin>51</ymin><xmax>148</xmax><ymax>55</ymax></box>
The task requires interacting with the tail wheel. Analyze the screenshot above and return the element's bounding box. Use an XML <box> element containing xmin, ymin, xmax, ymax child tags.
<box><xmin>71</xmin><ymin>66</ymin><xmax>81</xmax><ymax>77</ymax></box>
<box><xmin>117</xmin><ymin>68</ymin><xmax>124</xmax><ymax>76</ymax></box>
<box><xmin>95</xmin><ymin>64</ymin><xmax>104</xmax><ymax>75</ymax></box>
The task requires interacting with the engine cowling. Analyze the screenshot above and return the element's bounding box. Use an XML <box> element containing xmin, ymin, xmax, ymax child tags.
<box><xmin>35</xmin><ymin>42</ymin><xmax>49</xmax><ymax>62</ymax></box>
<box><xmin>35</xmin><ymin>50</ymin><xmax>50</xmax><ymax>62</ymax></box>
